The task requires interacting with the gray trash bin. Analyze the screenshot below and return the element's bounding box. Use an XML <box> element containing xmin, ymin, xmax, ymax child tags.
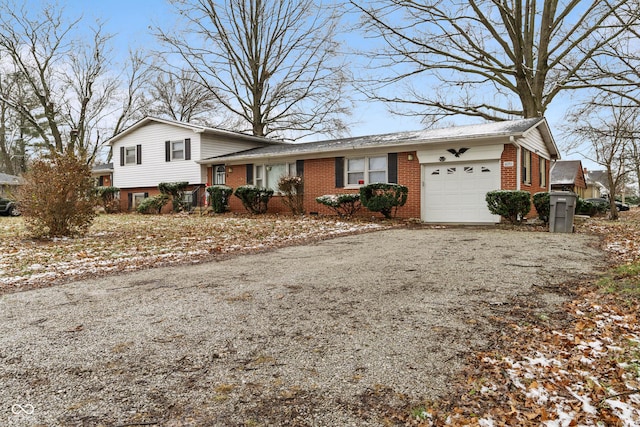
<box><xmin>549</xmin><ymin>191</ymin><xmax>577</xmax><ymax>233</ymax></box>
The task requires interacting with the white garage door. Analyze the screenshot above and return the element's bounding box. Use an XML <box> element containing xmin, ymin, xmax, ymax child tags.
<box><xmin>422</xmin><ymin>161</ymin><xmax>501</xmax><ymax>223</ymax></box>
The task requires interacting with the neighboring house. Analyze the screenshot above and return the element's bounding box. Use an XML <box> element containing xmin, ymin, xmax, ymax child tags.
<box><xmin>199</xmin><ymin>117</ymin><xmax>559</xmax><ymax>223</ymax></box>
<box><xmin>107</xmin><ymin>117</ymin><xmax>283</xmax><ymax>212</ymax></box>
<box><xmin>92</xmin><ymin>163</ymin><xmax>114</xmax><ymax>187</ymax></box>
<box><xmin>584</xmin><ymin>170</ymin><xmax>609</xmax><ymax>199</ymax></box>
<box><xmin>550</xmin><ymin>160</ymin><xmax>587</xmax><ymax>197</ymax></box>
<box><xmin>0</xmin><ymin>172</ymin><xmax>22</xmax><ymax>198</ymax></box>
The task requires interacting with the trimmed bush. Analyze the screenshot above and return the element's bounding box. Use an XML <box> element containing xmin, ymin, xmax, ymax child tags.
<box><xmin>17</xmin><ymin>152</ymin><xmax>97</xmax><ymax>238</ymax></box>
<box><xmin>95</xmin><ymin>186</ymin><xmax>120</xmax><ymax>213</ymax></box>
<box><xmin>206</xmin><ymin>185</ymin><xmax>233</xmax><ymax>214</ymax></box>
<box><xmin>532</xmin><ymin>192</ymin><xmax>550</xmax><ymax>224</ymax></box>
<box><xmin>359</xmin><ymin>183</ymin><xmax>408</xmax><ymax>219</ymax></box>
<box><xmin>576</xmin><ymin>197</ymin><xmax>606</xmax><ymax>216</ymax></box>
<box><xmin>158</xmin><ymin>181</ymin><xmax>190</xmax><ymax>212</ymax></box>
<box><xmin>485</xmin><ymin>190</ymin><xmax>531</xmax><ymax>224</ymax></box>
<box><xmin>136</xmin><ymin>194</ymin><xmax>169</xmax><ymax>214</ymax></box>
<box><xmin>278</xmin><ymin>175</ymin><xmax>304</xmax><ymax>215</ymax></box>
<box><xmin>234</xmin><ymin>185</ymin><xmax>274</xmax><ymax>214</ymax></box>
<box><xmin>316</xmin><ymin>193</ymin><xmax>362</xmax><ymax>217</ymax></box>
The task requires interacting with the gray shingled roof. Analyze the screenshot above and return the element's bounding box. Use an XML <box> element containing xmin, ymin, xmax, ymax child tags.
<box><xmin>92</xmin><ymin>162</ymin><xmax>114</xmax><ymax>172</ymax></box>
<box><xmin>202</xmin><ymin>117</ymin><xmax>547</xmax><ymax>163</ymax></box>
<box><xmin>550</xmin><ymin>160</ymin><xmax>582</xmax><ymax>185</ymax></box>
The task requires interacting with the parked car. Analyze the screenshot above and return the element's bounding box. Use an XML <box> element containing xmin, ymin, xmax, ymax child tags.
<box><xmin>0</xmin><ymin>197</ymin><xmax>20</xmax><ymax>216</ymax></box>
<box><xmin>585</xmin><ymin>198</ymin><xmax>630</xmax><ymax>211</ymax></box>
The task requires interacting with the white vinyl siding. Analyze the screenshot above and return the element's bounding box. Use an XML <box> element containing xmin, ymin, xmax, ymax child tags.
<box><xmin>112</xmin><ymin>122</ymin><xmax>202</xmax><ymax>188</ymax></box>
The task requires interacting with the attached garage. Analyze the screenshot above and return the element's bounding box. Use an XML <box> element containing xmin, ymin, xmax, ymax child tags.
<box><xmin>422</xmin><ymin>160</ymin><xmax>500</xmax><ymax>223</ymax></box>
<box><xmin>417</xmin><ymin>143</ymin><xmax>506</xmax><ymax>223</ymax></box>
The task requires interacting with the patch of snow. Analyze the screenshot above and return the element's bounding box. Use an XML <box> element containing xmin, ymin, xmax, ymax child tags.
<box><xmin>526</xmin><ymin>386</ymin><xmax>549</xmax><ymax>405</ymax></box>
<box><xmin>543</xmin><ymin>405</ymin><xmax>576</xmax><ymax>427</ymax></box>
<box><xmin>478</xmin><ymin>417</ymin><xmax>494</xmax><ymax>427</ymax></box>
<box><xmin>605</xmin><ymin>398</ymin><xmax>640</xmax><ymax>426</ymax></box>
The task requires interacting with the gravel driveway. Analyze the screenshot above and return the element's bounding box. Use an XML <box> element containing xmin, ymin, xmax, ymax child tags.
<box><xmin>0</xmin><ymin>228</ymin><xmax>605</xmax><ymax>426</ymax></box>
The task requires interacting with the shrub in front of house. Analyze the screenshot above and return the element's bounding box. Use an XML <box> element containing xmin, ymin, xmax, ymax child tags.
<box><xmin>234</xmin><ymin>185</ymin><xmax>274</xmax><ymax>214</ymax></box>
<box><xmin>158</xmin><ymin>181</ymin><xmax>190</xmax><ymax>213</ymax></box>
<box><xmin>359</xmin><ymin>183</ymin><xmax>408</xmax><ymax>219</ymax></box>
<box><xmin>278</xmin><ymin>175</ymin><xmax>304</xmax><ymax>215</ymax></box>
<box><xmin>206</xmin><ymin>185</ymin><xmax>233</xmax><ymax>214</ymax></box>
<box><xmin>316</xmin><ymin>193</ymin><xmax>362</xmax><ymax>217</ymax></box>
<box><xmin>485</xmin><ymin>190</ymin><xmax>531</xmax><ymax>224</ymax></box>
<box><xmin>533</xmin><ymin>192</ymin><xmax>550</xmax><ymax>224</ymax></box>
<box><xmin>95</xmin><ymin>186</ymin><xmax>120</xmax><ymax>213</ymax></box>
<box><xmin>575</xmin><ymin>197</ymin><xmax>606</xmax><ymax>216</ymax></box>
<box><xmin>17</xmin><ymin>151</ymin><xmax>97</xmax><ymax>238</ymax></box>
<box><xmin>136</xmin><ymin>194</ymin><xmax>169</xmax><ymax>214</ymax></box>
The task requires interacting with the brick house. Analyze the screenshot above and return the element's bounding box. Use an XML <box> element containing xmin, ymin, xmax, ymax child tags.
<box><xmin>550</xmin><ymin>160</ymin><xmax>587</xmax><ymax>197</ymax></box>
<box><xmin>106</xmin><ymin>116</ymin><xmax>559</xmax><ymax>223</ymax></box>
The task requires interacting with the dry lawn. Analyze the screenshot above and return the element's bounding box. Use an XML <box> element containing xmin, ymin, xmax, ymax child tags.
<box><xmin>0</xmin><ymin>213</ymin><xmax>387</xmax><ymax>293</ymax></box>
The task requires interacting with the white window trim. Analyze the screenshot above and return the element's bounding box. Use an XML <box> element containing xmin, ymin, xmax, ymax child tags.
<box><xmin>124</xmin><ymin>146</ymin><xmax>137</xmax><ymax>165</ymax></box>
<box><xmin>539</xmin><ymin>157</ymin><xmax>547</xmax><ymax>188</ymax></box>
<box><xmin>132</xmin><ymin>192</ymin><xmax>146</xmax><ymax>209</ymax></box>
<box><xmin>254</xmin><ymin>162</ymin><xmax>297</xmax><ymax>191</ymax></box>
<box><xmin>345</xmin><ymin>155</ymin><xmax>388</xmax><ymax>188</ymax></box>
<box><xmin>171</xmin><ymin>140</ymin><xmax>184</xmax><ymax>160</ymax></box>
<box><xmin>213</xmin><ymin>165</ymin><xmax>226</xmax><ymax>185</ymax></box>
<box><xmin>522</xmin><ymin>148</ymin><xmax>532</xmax><ymax>186</ymax></box>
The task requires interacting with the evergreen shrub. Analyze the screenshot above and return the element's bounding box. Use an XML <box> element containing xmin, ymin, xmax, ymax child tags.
<box><xmin>359</xmin><ymin>183</ymin><xmax>408</xmax><ymax>219</ymax></box>
<box><xmin>315</xmin><ymin>193</ymin><xmax>361</xmax><ymax>217</ymax></box>
<box><xmin>95</xmin><ymin>186</ymin><xmax>120</xmax><ymax>213</ymax></box>
<box><xmin>234</xmin><ymin>185</ymin><xmax>273</xmax><ymax>214</ymax></box>
<box><xmin>136</xmin><ymin>194</ymin><xmax>169</xmax><ymax>214</ymax></box>
<box><xmin>485</xmin><ymin>190</ymin><xmax>531</xmax><ymax>224</ymax></box>
<box><xmin>206</xmin><ymin>185</ymin><xmax>233</xmax><ymax>214</ymax></box>
<box><xmin>158</xmin><ymin>181</ymin><xmax>190</xmax><ymax>212</ymax></box>
<box><xmin>532</xmin><ymin>192</ymin><xmax>550</xmax><ymax>224</ymax></box>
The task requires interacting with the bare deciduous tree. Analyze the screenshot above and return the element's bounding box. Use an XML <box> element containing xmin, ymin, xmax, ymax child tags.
<box><xmin>569</xmin><ymin>103</ymin><xmax>636</xmax><ymax>219</ymax></box>
<box><xmin>156</xmin><ymin>0</ymin><xmax>350</xmax><ymax>139</ymax></box>
<box><xmin>0</xmin><ymin>1</ymin><xmax>150</xmax><ymax>164</ymax></box>
<box><xmin>351</xmin><ymin>0</ymin><xmax>639</xmax><ymax>123</ymax></box>
<box><xmin>0</xmin><ymin>71</ymin><xmax>38</xmax><ymax>174</ymax></box>
<box><xmin>146</xmin><ymin>69</ymin><xmax>226</xmax><ymax>126</ymax></box>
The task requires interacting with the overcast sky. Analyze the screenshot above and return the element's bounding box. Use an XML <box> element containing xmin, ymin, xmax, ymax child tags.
<box><xmin>23</xmin><ymin>0</ymin><xmax>595</xmax><ymax>168</ymax></box>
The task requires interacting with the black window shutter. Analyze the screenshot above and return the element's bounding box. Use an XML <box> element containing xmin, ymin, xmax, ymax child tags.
<box><xmin>388</xmin><ymin>153</ymin><xmax>398</xmax><ymax>183</ymax></box>
<box><xmin>335</xmin><ymin>157</ymin><xmax>344</xmax><ymax>188</ymax></box>
<box><xmin>127</xmin><ymin>192</ymin><xmax>133</xmax><ymax>210</ymax></box>
<box><xmin>165</xmin><ymin>141</ymin><xmax>171</xmax><ymax>162</ymax></box>
<box><xmin>185</xmin><ymin>138</ymin><xmax>191</xmax><ymax>160</ymax></box>
<box><xmin>120</xmin><ymin>147</ymin><xmax>125</xmax><ymax>166</ymax></box>
<box><xmin>136</xmin><ymin>145</ymin><xmax>142</xmax><ymax>164</ymax></box>
<box><xmin>296</xmin><ymin>159</ymin><xmax>304</xmax><ymax>177</ymax></box>
<box><xmin>246</xmin><ymin>163</ymin><xmax>254</xmax><ymax>184</ymax></box>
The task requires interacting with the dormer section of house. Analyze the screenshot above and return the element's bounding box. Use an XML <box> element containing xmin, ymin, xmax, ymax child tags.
<box><xmin>107</xmin><ymin>117</ymin><xmax>282</xmax><ymax>212</ymax></box>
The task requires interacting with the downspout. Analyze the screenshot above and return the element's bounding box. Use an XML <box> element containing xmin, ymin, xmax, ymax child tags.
<box><xmin>510</xmin><ymin>136</ymin><xmax>521</xmax><ymax>191</ymax></box>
